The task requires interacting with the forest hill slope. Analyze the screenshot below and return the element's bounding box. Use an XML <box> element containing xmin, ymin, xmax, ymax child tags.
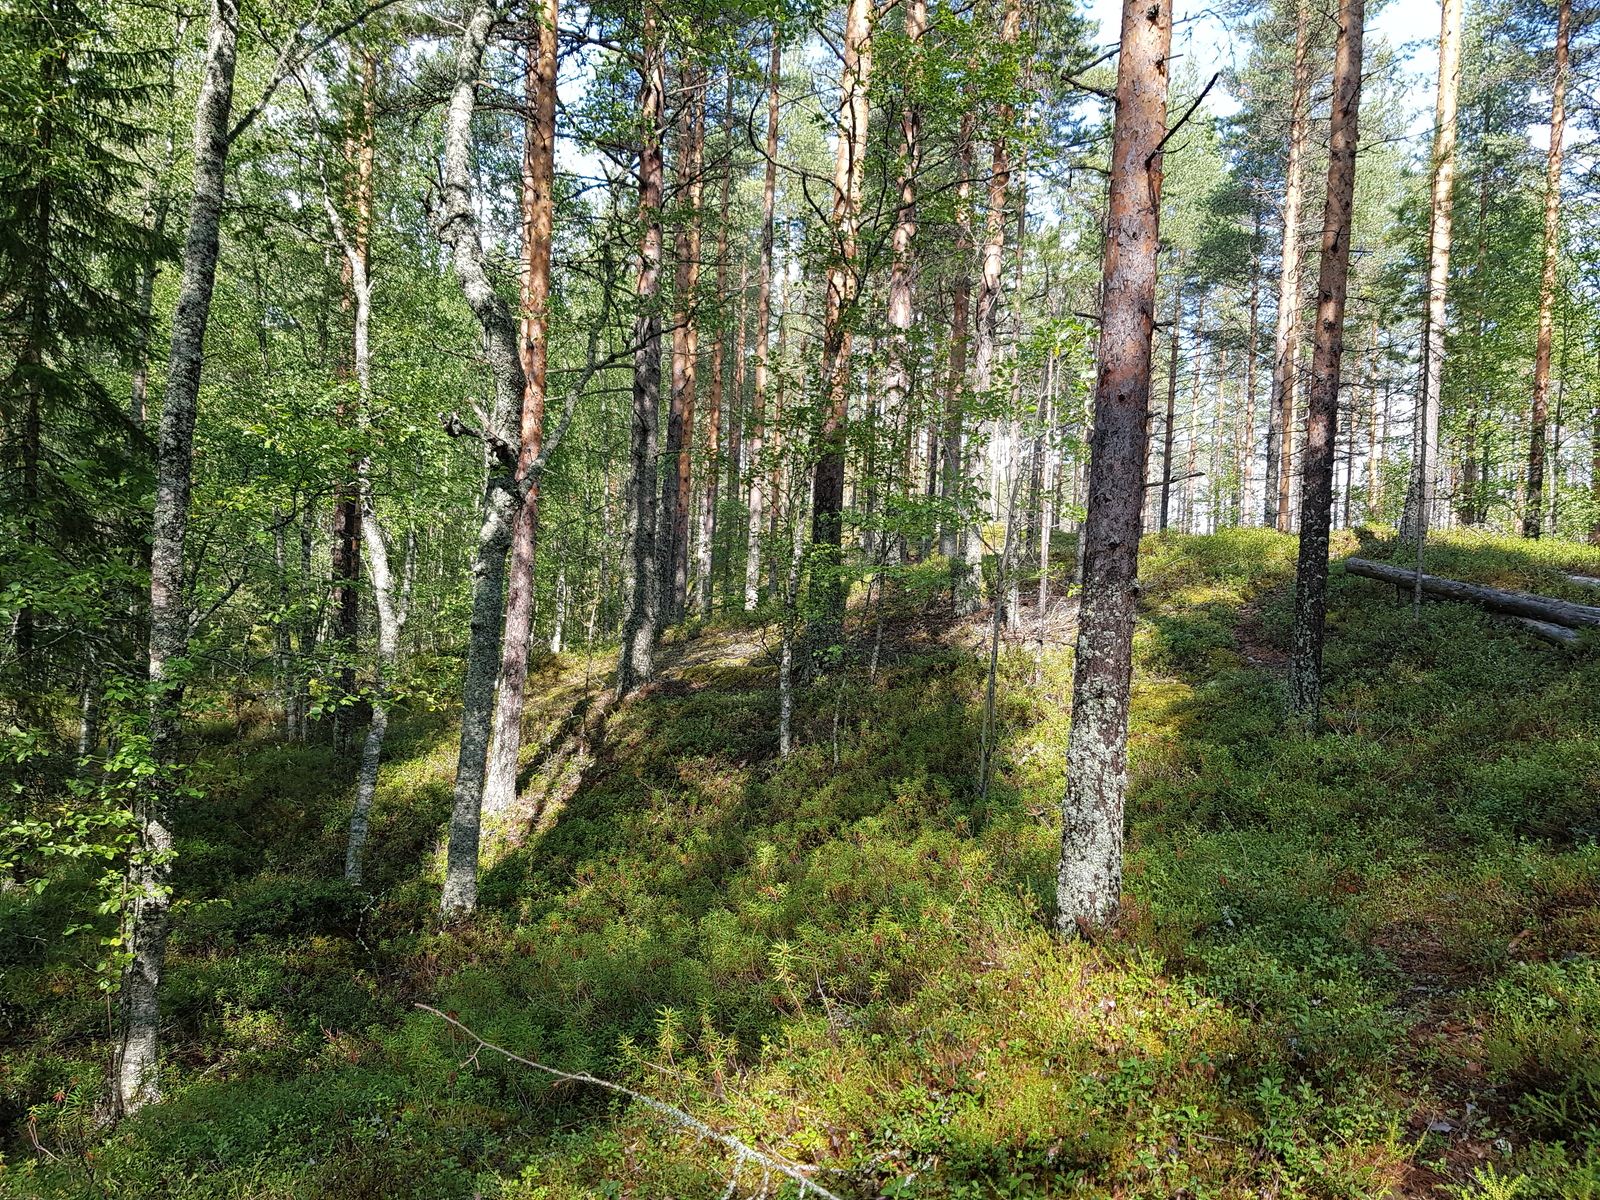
<box><xmin>9</xmin><ymin>529</ymin><xmax>1600</xmax><ymax>1198</ymax></box>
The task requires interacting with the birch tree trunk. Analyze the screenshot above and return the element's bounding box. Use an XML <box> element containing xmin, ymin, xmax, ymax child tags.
<box><xmin>311</xmin><ymin>65</ymin><xmax>398</xmax><ymax>883</ymax></box>
<box><xmin>1398</xmin><ymin>0</ymin><xmax>1463</xmax><ymax>549</ymax></box>
<box><xmin>744</xmin><ymin>37</ymin><xmax>780</xmax><ymax>611</ymax></box>
<box><xmin>437</xmin><ymin>0</ymin><xmax>529</xmax><ymax>917</ymax></box>
<box><xmin>1056</xmin><ymin>0</ymin><xmax>1169</xmax><ymax>938</ymax></box>
<box><xmin>1288</xmin><ymin>0</ymin><xmax>1364</xmax><ymax>723</ymax></box>
<box><xmin>115</xmin><ymin>0</ymin><xmax>240</xmax><ymax>1117</ymax></box>
<box><xmin>883</xmin><ymin>0</ymin><xmax>926</xmax><ymax>558</ymax></box>
<box><xmin>1523</xmin><ymin>0</ymin><xmax>1570</xmax><ymax>540</ymax></box>
<box><xmin>617</xmin><ymin>7</ymin><xmax>665</xmax><ymax>697</ymax></box>
<box><xmin>1264</xmin><ymin>0</ymin><xmax>1310</xmax><ymax>532</ymax></box>
<box><xmin>943</xmin><ymin>114</ymin><xmax>975</xmax><ymax>593</ymax></box>
<box><xmin>482</xmin><ymin>0</ymin><xmax>557</xmax><ymax>818</ymax></box>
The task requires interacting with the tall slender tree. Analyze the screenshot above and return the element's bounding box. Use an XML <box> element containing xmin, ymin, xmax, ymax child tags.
<box><xmin>436</xmin><ymin>0</ymin><xmax>529</xmax><ymax>916</ymax></box>
<box><xmin>745</xmin><ymin>35</ymin><xmax>780</xmax><ymax>611</ymax></box>
<box><xmin>1399</xmin><ymin>0</ymin><xmax>1463</xmax><ymax>551</ymax></box>
<box><xmin>1263</xmin><ymin>0</ymin><xmax>1310</xmax><ymax>532</ymax></box>
<box><xmin>1056</xmin><ymin>0</ymin><xmax>1170</xmax><ymax>938</ymax></box>
<box><xmin>482</xmin><ymin>0</ymin><xmax>558</xmax><ymax>818</ymax></box>
<box><xmin>617</xmin><ymin>6</ymin><xmax>665</xmax><ymax>696</ymax></box>
<box><xmin>115</xmin><ymin>0</ymin><xmax>241</xmax><ymax>1117</ymax></box>
<box><xmin>1287</xmin><ymin>0</ymin><xmax>1364</xmax><ymax>722</ymax></box>
<box><xmin>1523</xmin><ymin>0</ymin><xmax>1570</xmax><ymax>539</ymax></box>
<box><xmin>810</xmin><ymin>0</ymin><xmax>874</xmax><ymax>629</ymax></box>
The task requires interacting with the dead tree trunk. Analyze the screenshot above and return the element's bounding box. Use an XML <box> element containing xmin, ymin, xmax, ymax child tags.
<box><xmin>1524</xmin><ymin>0</ymin><xmax>1570</xmax><ymax>539</ymax></box>
<box><xmin>1346</xmin><ymin>558</ymin><xmax>1600</xmax><ymax>629</ymax></box>
<box><xmin>1056</xmin><ymin>0</ymin><xmax>1169</xmax><ymax>938</ymax></box>
<box><xmin>1287</xmin><ymin>0</ymin><xmax>1364</xmax><ymax>723</ymax></box>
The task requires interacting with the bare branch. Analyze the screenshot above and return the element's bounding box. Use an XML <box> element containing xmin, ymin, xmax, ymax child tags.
<box><xmin>414</xmin><ymin>1004</ymin><xmax>842</xmax><ymax>1200</ymax></box>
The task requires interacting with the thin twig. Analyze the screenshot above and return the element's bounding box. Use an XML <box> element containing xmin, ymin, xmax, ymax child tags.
<box><xmin>414</xmin><ymin>1005</ymin><xmax>841</xmax><ymax>1200</ymax></box>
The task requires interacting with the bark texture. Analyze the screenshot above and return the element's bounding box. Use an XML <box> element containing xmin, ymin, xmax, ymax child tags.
<box><xmin>1263</xmin><ymin>0</ymin><xmax>1310</xmax><ymax>532</ymax></box>
<box><xmin>617</xmin><ymin>9</ymin><xmax>665</xmax><ymax>697</ymax></box>
<box><xmin>1346</xmin><ymin>558</ymin><xmax>1600</xmax><ymax>629</ymax></box>
<box><xmin>810</xmin><ymin>0</ymin><xmax>873</xmax><ymax>626</ymax></box>
<box><xmin>744</xmin><ymin>37</ymin><xmax>780</xmax><ymax>610</ymax></box>
<box><xmin>437</xmin><ymin>0</ymin><xmax>528</xmax><ymax>917</ymax></box>
<box><xmin>1524</xmin><ymin>0</ymin><xmax>1570</xmax><ymax>539</ymax></box>
<box><xmin>1056</xmin><ymin>0</ymin><xmax>1169</xmax><ymax>938</ymax></box>
<box><xmin>1398</xmin><ymin>0</ymin><xmax>1463</xmax><ymax>549</ymax></box>
<box><xmin>1287</xmin><ymin>0</ymin><xmax>1364</xmax><ymax>722</ymax></box>
<box><xmin>483</xmin><ymin>0</ymin><xmax>558</xmax><ymax>819</ymax></box>
<box><xmin>116</xmin><ymin>0</ymin><xmax>240</xmax><ymax>1117</ymax></box>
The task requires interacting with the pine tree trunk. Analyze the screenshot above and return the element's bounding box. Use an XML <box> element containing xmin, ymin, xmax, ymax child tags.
<box><xmin>1399</xmin><ymin>0</ymin><xmax>1463</xmax><ymax>547</ymax></box>
<box><xmin>810</xmin><ymin>0</ymin><xmax>873</xmax><ymax>628</ymax></box>
<box><xmin>1056</xmin><ymin>0</ymin><xmax>1169</xmax><ymax>938</ymax></box>
<box><xmin>1264</xmin><ymin>0</ymin><xmax>1311</xmax><ymax>532</ymax></box>
<box><xmin>1288</xmin><ymin>0</ymin><xmax>1365</xmax><ymax>723</ymax></box>
<box><xmin>1523</xmin><ymin>0</ymin><xmax>1570</xmax><ymax>539</ymax></box>
<box><xmin>115</xmin><ymin>0</ymin><xmax>240</xmax><ymax>1118</ymax></box>
<box><xmin>744</xmin><ymin>37</ymin><xmax>780</xmax><ymax>611</ymax></box>
<box><xmin>617</xmin><ymin>8</ymin><xmax>665</xmax><ymax>697</ymax></box>
<box><xmin>1160</xmin><ymin>268</ymin><xmax>1181</xmax><ymax>530</ymax></box>
<box><xmin>662</xmin><ymin>65</ymin><xmax>704</xmax><ymax>624</ymax></box>
<box><xmin>437</xmin><ymin>0</ymin><xmax>529</xmax><ymax>917</ymax></box>
<box><xmin>482</xmin><ymin>0</ymin><xmax>557</xmax><ymax>818</ymax></box>
<box><xmin>696</xmin><ymin>85</ymin><xmax>733</xmax><ymax>615</ymax></box>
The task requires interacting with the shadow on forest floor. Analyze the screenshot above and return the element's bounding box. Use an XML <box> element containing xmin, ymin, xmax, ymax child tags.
<box><xmin>11</xmin><ymin>532</ymin><xmax>1600</xmax><ymax>1199</ymax></box>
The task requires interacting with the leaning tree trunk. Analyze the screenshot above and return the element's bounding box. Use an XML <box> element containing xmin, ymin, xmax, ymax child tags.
<box><xmin>437</xmin><ymin>0</ymin><xmax>529</xmax><ymax>917</ymax></box>
<box><xmin>1523</xmin><ymin>0</ymin><xmax>1570</xmax><ymax>540</ymax></box>
<box><xmin>1398</xmin><ymin>0</ymin><xmax>1463</xmax><ymax>550</ymax></box>
<box><xmin>1264</xmin><ymin>0</ymin><xmax>1310</xmax><ymax>532</ymax></box>
<box><xmin>744</xmin><ymin>36</ymin><xmax>780</xmax><ymax>610</ymax></box>
<box><xmin>115</xmin><ymin>0</ymin><xmax>240</xmax><ymax>1118</ymax></box>
<box><xmin>482</xmin><ymin>0</ymin><xmax>557</xmax><ymax>820</ymax></box>
<box><xmin>617</xmin><ymin>7</ymin><xmax>665</xmax><ymax>698</ymax></box>
<box><xmin>810</xmin><ymin>0</ymin><xmax>873</xmax><ymax>631</ymax></box>
<box><xmin>1287</xmin><ymin>0</ymin><xmax>1365</xmax><ymax>724</ymax></box>
<box><xmin>1056</xmin><ymin>0</ymin><xmax>1169</xmax><ymax>938</ymax></box>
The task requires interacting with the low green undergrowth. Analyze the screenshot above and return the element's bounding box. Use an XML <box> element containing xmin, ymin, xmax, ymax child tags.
<box><xmin>6</xmin><ymin>530</ymin><xmax>1600</xmax><ymax>1198</ymax></box>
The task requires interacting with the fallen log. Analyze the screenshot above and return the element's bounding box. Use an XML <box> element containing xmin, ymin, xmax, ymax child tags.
<box><xmin>1513</xmin><ymin>617</ymin><xmax>1582</xmax><ymax>646</ymax></box>
<box><xmin>1564</xmin><ymin>573</ymin><xmax>1600</xmax><ymax>590</ymax></box>
<box><xmin>1344</xmin><ymin>558</ymin><xmax>1600</xmax><ymax>631</ymax></box>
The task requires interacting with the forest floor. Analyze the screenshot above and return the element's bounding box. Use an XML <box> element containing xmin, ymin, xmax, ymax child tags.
<box><xmin>7</xmin><ymin>528</ymin><xmax>1600</xmax><ymax>1199</ymax></box>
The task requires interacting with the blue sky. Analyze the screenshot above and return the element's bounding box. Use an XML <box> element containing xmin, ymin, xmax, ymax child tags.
<box><xmin>1078</xmin><ymin>0</ymin><xmax>1446</xmax><ymax>140</ymax></box>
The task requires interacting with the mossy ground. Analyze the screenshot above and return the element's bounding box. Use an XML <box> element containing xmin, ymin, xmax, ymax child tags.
<box><xmin>7</xmin><ymin>530</ymin><xmax>1600</xmax><ymax>1198</ymax></box>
